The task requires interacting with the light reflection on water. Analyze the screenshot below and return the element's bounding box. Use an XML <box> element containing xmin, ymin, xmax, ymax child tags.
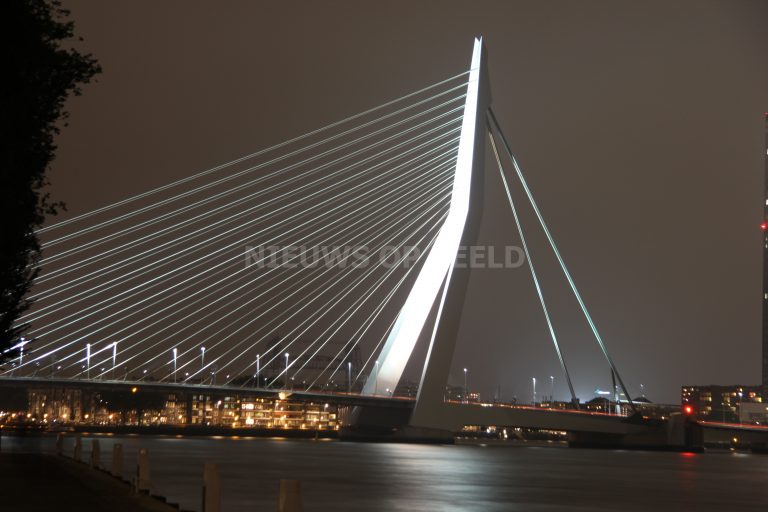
<box><xmin>4</xmin><ymin>434</ymin><xmax>768</xmax><ymax>512</ymax></box>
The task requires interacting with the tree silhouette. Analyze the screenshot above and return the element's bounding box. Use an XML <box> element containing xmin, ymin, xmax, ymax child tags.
<box><xmin>0</xmin><ymin>1</ymin><xmax>100</xmax><ymax>363</ymax></box>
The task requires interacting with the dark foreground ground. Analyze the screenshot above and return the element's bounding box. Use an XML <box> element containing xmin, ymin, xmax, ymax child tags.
<box><xmin>0</xmin><ymin>452</ymin><xmax>185</xmax><ymax>512</ymax></box>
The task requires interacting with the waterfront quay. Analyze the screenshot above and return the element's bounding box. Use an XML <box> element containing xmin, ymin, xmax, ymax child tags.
<box><xmin>0</xmin><ymin>377</ymin><xmax>349</xmax><ymax>432</ymax></box>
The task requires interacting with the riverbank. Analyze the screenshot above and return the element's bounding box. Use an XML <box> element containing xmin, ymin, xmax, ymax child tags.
<box><xmin>69</xmin><ymin>423</ymin><xmax>339</xmax><ymax>439</ymax></box>
<box><xmin>0</xmin><ymin>452</ymin><xmax>187</xmax><ymax>512</ymax></box>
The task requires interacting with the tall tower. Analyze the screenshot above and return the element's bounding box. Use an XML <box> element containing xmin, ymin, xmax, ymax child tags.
<box><xmin>763</xmin><ymin>112</ymin><xmax>768</xmax><ymax>394</ymax></box>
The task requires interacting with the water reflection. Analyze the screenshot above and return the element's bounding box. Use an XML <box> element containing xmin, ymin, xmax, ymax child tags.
<box><xmin>4</xmin><ymin>434</ymin><xmax>768</xmax><ymax>512</ymax></box>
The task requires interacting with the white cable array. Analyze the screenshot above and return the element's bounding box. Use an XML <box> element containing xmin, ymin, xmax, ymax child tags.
<box><xmin>296</xmin><ymin>223</ymin><xmax>443</xmax><ymax>391</ymax></box>
<box><xmin>488</xmin><ymin>125</ymin><xmax>577</xmax><ymax>402</ymax></box>
<box><xmin>37</xmin><ymin>71</ymin><xmax>469</xmax><ymax>235</ymax></box>
<box><xmin>89</xmin><ymin>175</ymin><xmax>453</xmax><ymax>381</ymax></box>
<box><xmin>11</xmin><ymin>73</ymin><xmax>478</xmax><ymax>388</ymax></box>
<box><xmin>488</xmin><ymin>108</ymin><xmax>635</xmax><ymax>408</ymax></box>
<box><xmin>40</xmin><ymin>101</ymin><xmax>461</xmax><ymax>270</ymax></box>
<box><xmin>30</xmin><ymin>123</ymin><xmax>461</xmax><ymax>303</ymax></box>
<box><xmin>40</xmin><ymin>93</ymin><xmax>465</xmax><ymax>255</ymax></box>
<box><xmin>25</xmin><ymin>150</ymin><xmax>458</xmax><ymax>377</ymax></box>
<box><xmin>164</xmin><ymin>178</ymin><xmax>452</xmax><ymax>384</ymax></box>
<box><xmin>104</xmin><ymin>162</ymin><xmax>456</xmax><ymax>380</ymax></box>
<box><xmin>22</xmin><ymin>129</ymin><xmax>461</xmax><ymax>330</ymax></box>
<box><xmin>203</xmin><ymin>196</ymin><xmax>450</xmax><ymax>386</ymax></box>
<box><xmin>144</xmin><ymin>166</ymin><xmax>455</xmax><ymax>381</ymax></box>
<box><xmin>333</xmin><ymin>228</ymin><xmax>440</xmax><ymax>391</ymax></box>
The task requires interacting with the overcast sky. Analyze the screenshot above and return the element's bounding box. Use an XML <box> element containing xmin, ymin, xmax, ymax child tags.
<box><xmin>49</xmin><ymin>0</ymin><xmax>768</xmax><ymax>403</ymax></box>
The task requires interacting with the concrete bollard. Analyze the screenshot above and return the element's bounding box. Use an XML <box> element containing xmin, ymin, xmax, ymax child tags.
<box><xmin>112</xmin><ymin>443</ymin><xmax>124</xmax><ymax>478</ymax></box>
<box><xmin>55</xmin><ymin>433</ymin><xmax>64</xmax><ymax>456</ymax></box>
<box><xmin>278</xmin><ymin>479</ymin><xmax>303</xmax><ymax>512</ymax></box>
<box><xmin>202</xmin><ymin>461</ymin><xmax>221</xmax><ymax>512</ymax></box>
<box><xmin>136</xmin><ymin>448</ymin><xmax>151</xmax><ymax>493</ymax></box>
<box><xmin>73</xmin><ymin>436</ymin><xmax>82</xmax><ymax>462</ymax></box>
<box><xmin>90</xmin><ymin>438</ymin><xmax>101</xmax><ymax>468</ymax></box>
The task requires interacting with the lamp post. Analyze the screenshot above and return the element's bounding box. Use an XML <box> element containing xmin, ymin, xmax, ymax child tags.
<box><xmin>550</xmin><ymin>376</ymin><xmax>554</xmax><ymax>405</ymax></box>
<box><xmin>86</xmin><ymin>343</ymin><xmax>91</xmax><ymax>379</ymax></box>
<box><xmin>255</xmin><ymin>354</ymin><xmax>260</xmax><ymax>388</ymax></box>
<box><xmin>738</xmin><ymin>391</ymin><xmax>743</xmax><ymax>424</ymax></box>
<box><xmin>172</xmin><ymin>348</ymin><xmax>178</xmax><ymax>383</ymax></box>
<box><xmin>532</xmin><ymin>377</ymin><xmax>536</xmax><ymax>406</ymax></box>
<box><xmin>463</xmin><ymin>368</ymin><xmax>468</xmax><ymax>403</ymax></box>
<box><xmin>200</xmin><ymin>346</ymin><xmax>205</xmax><ymax>383</ymax></box>
<box><xmin>347</xmin><ymin>362</ymin><xmax>352</xmax><ymax>393</ymax></box>
<box><xmin>112</xmin><ymin>342</ymin><xmax>117</xmax><ymax>380</ymax></box>
<box><xmin>374</xmin><ymin>360</ymin><xmax>379</xmax><ymax>396</ymax></box>
<box><xmin>285</xmin><ymin>353</ymin><xmax>290</xmax><ymax>389</ymax></box>
<box><xmin>19</xmin><ymin>337</ymin><xmax>25</xmax><ymax>369</ymax></box>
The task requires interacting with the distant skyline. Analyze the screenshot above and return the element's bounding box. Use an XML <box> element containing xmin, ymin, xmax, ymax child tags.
<box><xmin>46</xmin><ymin>0</ymin><xmax>768</xmax><ymax>403</ymax></box>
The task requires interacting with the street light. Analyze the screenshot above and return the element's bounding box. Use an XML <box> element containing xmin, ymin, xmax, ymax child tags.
<box><xmin>19</xmin><ymin>337</ymin><xmax>25</xmax><ymax>369</ymax></box>
<box><xmin>463</xmin><ymin>368</ymin><xmax>468</xmax><ymax>403</ymax></box>
<box><xmin>532</xmin><ymin>377</ymin><xmax>536</xmax><ymax>406</ymax></box>
<box><xmin>285</xmin><ymin>353</ymin><xmax>290</xmax><ymax>389</ymax></box>
<box><xmin>550</xmin><ymin>376</ymin><xmax>554</xmax><ymax>405</ymax></box>
<box><xmin>200</xmin><ymin>346</ymin><xmax>205</xmax><ymax>383</ymax></box>
<box><xmin>255</xmin><ymin>354</ymin><xmax>260</xmax><ymax>388</ymax></box>
<box><xmin>374</xmin><ymin>360</ymin><xmax>379</xmax><ymax>396</ymax></box>
<box><xmin>86</xmin><ymin>343</ymin><xmax>91</xmax><ymax>379</ymax></box>
<box><xmin>112</xmin><ymin>342</ymin><xmax>118</xmax><ymax>380</ymax></box>
<box><xmin>347</xmin><ymin>362</ymin><xmax>352</xmax><ymax>393</ymax></box>
<box><xmin>172</xmin><ymin>348</ymin><xmax>178</xmax><ymax>383</ymax></box>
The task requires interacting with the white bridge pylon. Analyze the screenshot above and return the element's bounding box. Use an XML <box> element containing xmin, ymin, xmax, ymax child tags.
<box><xmin>362</xmin><ymin>38</ymin><xmax>490</xmax><ymax>428</ymax></box>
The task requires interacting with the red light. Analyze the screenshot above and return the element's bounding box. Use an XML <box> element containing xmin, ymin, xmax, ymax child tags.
<box><xmin>683</xmin><ymin>405</ymin><xmax>694</xmax><ymax>415</ymax></box>
<box><xmin>761</xmin><ymin>222</ymin><xmax>768</xmax><ymax>231</ymax></box>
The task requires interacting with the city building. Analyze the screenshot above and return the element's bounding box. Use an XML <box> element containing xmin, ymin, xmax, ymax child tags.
<box><xmin>681</xmin><ymin>385</ymin><xmax>764</xmax><ymax>423</ymax></box>
<box><xmin>11</xmin><ymin>385</ymin><xmax>339</xmax><ymax>431</ymax></box>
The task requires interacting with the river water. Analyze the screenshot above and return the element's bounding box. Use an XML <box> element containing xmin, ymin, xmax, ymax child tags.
<box><xmin>4</xmin><ymin>434</ymin><xmax>767</xmax><ymax>511</ymax></box>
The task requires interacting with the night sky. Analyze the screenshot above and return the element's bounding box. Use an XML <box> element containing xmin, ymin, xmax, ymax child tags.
<box><xmin>46</xmin><ymin>1</ymin><xmax>768</xmax><ymax>403</ymax></box>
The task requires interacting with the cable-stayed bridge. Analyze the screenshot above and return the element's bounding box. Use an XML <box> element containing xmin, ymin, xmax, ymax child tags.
<box><xmin>1</xmin><ymin>38</ymin><xmax>715</xmax><ymax>447</ymax></box>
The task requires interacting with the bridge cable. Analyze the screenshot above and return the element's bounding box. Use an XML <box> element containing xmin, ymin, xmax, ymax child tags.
<box><xmin>183</xmin><ymin>190</ymin><xmax>450</xmax><ymax>385</ymax></box>
<box><xmin>22</xmin><ymin>127</ymin><xmax>462</xmax><ymax>329</ymax></box>
<box><xmin>488</xmin><ymin>108</ymin><xmax>637</xmax><ymax>412</ymax></box>
<box><xmin>318</xmin><ymin>226</ymin><xmax>442</xmax><ymax>392</ymax></box>
<box><xmin>30</xmin><ymin>128</ymin><xmax>460</xmax><ymax>311</ymax></box>
<box><xmin>196</xmin><ymin>184</ymin><xmax>449</xmax><ymax>384</ymax></box>
<box><xmin>273</xmin><ymin>218</ymin><xmax>446</xmax><ymax>389</ymax></box>
<box><xmin>117</xmin><ymin>167</ymin><xmax>455</xmax><ymax>381</ymax></box>
<box><xmin>24</xmin><ymin>152</ymin><xmax>455</xmax><ymax>377</ymax></box>
<box><xmin>487</xmin><ymin>122</ymin><xmax>577</xmax><ymax>403</ymax></box>
<box><xmin>90</xmin><ymin>173</ymin><xmax>452</xmax><ymax>381</ymax></box>
<box><xmin>39</xmin><ymin>93</ymin><xmax>466</xmax><ymax>255</ymax></box>
<box><xmin>45</xmin><ymin>157</ymin><xmax>455</xmax><ymax>378</ymax></box>
<box><xmin>205</xmin><ymin>185</ymin><xmax>451</xmax><ymax>381</ymax></box>
<box><xmin>40</xmin><ymin>97</ymin><xmax>462</xmax><ymax>265</ymax></box>
<box><xmin>213</xmin><ymin>188</ymin><xmax>451</xmax><ymax>386</ymax></box>
<box><xmin>262</xmin><ymin>206</ymin><xmax>449</xmax><ymax>389</ymax></box>
<box><xmin>37</xmin><ymin>70</ymin><xmax>470</xmax><ymax>235</ymax></box>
